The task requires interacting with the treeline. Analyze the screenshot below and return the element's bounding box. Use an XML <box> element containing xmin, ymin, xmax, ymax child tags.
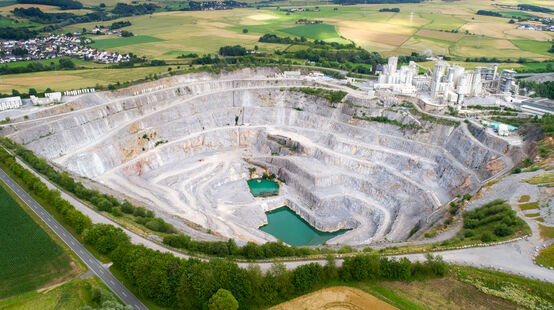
<box><xmin>164</xmin><ymin>234</ymin><xmax>330</xmax><ymax>259</ymax></box>
<box><xmin>0</xmin><ymin>26</ymin><xmax>38</xmax><ymax>40</ymax></box>
<box><xmin>17</xmin><ymin>0</ymin><xmax>83</xmax><ymax>10</ymax></box>
<box><xmin>518</xmin><ymin>4</ymin><xmax>552</xmax><ymax>13</ymax></box>
<box><xmin>397</xmin><ymin>52</ymin><xmax>427</xmax><ymax>63</ymax></box>
<box><xmin>111</xmin><ymin>243</ymin><xmax>447</xmax><ymax>309</ymax></box>
<box><xmin>111</xmin><ymin>2</ymin><xmax>160</xmax><ymax>16</ymax></box>
<box><xmin>11</xmin><ymin>3</ymin><xmax>158</xmax><ymax>28</ymax></box>
<box><xmin>0</xmin><ymin>57</ymin><xmax>75</xmax><ymax>75</ymax></box>
<box><xmin>476</xmin><ymin>10</ymin><xmax>502</xmax><ymax>17</ymax></box>
<box><xmin>109</xmin><ymin>20</ymin><xmax>131</xmax><ymax>30</ymax></box>
<box><xmin>0</xmin><ymin>138</ymin><xmax>176</xmax><ymax>234</ymax></box>
<box><xmin>379</xmin><ymin>8</ymin><xmax>400</xmax><ymax>12</ymax></box>
<box><xmin>519</xmin><ymin>80</ymin><xmax>554</xmax><ymax>99</ymax></box>
<box><xmin>12</xmin><ymin>7</ymin><xmax>110</xmax><ymax>26</ymax></box>
<box><xmin>333</xmin><ymin>0</ymin><xmax>422</xmax><ymax>4</ymax></box>
<box><xmin>260</xmin><ymin>33</ymin><xmax>356</xmax><ymax>50</ymax></box>
<box><xmin>219</xmin><ymin>45</ymin><xmax>247</xmax><ymax>57</ymax></box>
<box><xmin>1</xmin><ymin>87</ymin><xmax>55</xmax><ymax>100</ymax></box>
<box><xmin>259</xmin><ymin>33</ymin><xmax>307</xmax><ymax>44</ymax></box>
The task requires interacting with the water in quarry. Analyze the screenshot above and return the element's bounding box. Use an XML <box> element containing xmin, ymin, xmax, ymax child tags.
<box><xmin>247</xmin><ymin>178</ymin><xmax>279</xmax><ymax>197</ymax></box>
<box><xmin>259</xmin><ymin>207</ymin><xmax>348</xmax><ymax>246</ymax></box>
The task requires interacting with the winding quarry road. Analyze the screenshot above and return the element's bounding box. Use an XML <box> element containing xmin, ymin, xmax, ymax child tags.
<box><xmin>0</xmin><ymin>168</ymin><xmax>148</xmax><ymax>310</ymax></box>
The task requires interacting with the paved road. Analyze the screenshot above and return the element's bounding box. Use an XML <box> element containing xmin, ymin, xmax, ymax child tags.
<box><xmin>0</xmin><ymin>168</ymin><xmax>148</xmax><ymax>310</ymax></box>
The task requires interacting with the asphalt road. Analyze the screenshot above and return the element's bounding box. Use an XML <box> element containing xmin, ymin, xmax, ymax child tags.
<box><xmin>0</xmin><ymin>168</ymin><xmax>148</xmax><ymax>310</ymax></box>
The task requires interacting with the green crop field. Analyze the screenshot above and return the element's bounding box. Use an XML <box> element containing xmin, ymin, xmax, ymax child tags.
<box><xmin>281</xmin><ymin>23</ymin><xmax>336</xmax><ymax>40</ymax></box>
<box><xmin>0</xmin><ymin>183</ymin><xmax>76</xmax><ymax>299</ymax></box>
<box><xmin>280</xmin><ymin>23</ymin><xmax>345</xmax><ymax>42</ymax></box>
<box><xmin>89</xmin><ymin>35</ymin><xmax>165</xmax><ymax>49</ymax></box>
<box><xmin>511</xmin><ymin>40</ymin><xmax>554</xmax><ymax>56</ymax></box>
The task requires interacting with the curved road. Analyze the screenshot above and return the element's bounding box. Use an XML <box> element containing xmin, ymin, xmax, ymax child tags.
<box><xmin>0</xmin><ymin>168</ymin><xmax>148</xmax><ymax>310</ymax></box>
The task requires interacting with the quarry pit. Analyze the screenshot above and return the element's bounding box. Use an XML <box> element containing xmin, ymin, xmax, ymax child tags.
<box><xmin>3</xmin><ymin>68</ymin><xmax>528</xmax><ymax>246</ymax></box>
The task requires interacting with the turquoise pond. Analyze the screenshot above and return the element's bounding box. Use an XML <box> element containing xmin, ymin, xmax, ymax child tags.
<box><xmin>259</xmin><ymin>207</ymin><xmax>348</xmax><ymax>246</ymax></box>
<box><xmin>247</xmin><ymin>178</ymin><xmax>279</xmax><ymax>197</ymax></box>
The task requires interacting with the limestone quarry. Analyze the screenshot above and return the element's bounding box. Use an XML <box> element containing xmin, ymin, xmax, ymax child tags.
<box><xmin>2</xmin><ymin>68</ymin><xmax>528</xmax><ymax>246</ymax></box>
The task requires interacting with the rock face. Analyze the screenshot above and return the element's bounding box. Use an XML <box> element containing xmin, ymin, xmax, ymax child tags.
<box><xmin>5</xmin><ymin>68</ymin><xmax>525</xmax><ymax>245</ymax></box>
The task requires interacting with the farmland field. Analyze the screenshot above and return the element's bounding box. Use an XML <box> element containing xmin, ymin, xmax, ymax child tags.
<box><xmin>511</xmin><ymin>40</ymin><xmax>554</xmax><ymax>56</ymax></box>
<box><xmin>1</xmin><ymin>58</ymin><xmax>105</xmax><ymax>69</ymax></box>
<box><xmin>89</xmin><ymin>35</ymin><xmax>165</xmax><ymax>49</ymax></box>
<box><xmin>55</xmin><ymin>1</ymin><xmax>552</xmax><ymax>61</ymax></box>
<box><xmin>280</xmin><ymin>23</ymin><xmax>347</xmax><ymax>43</ymax></box>
<box><xmin>0</xmin><ymin>66</ymin><xmax>170</xmax><ymax>92</ymax></box>
<box><xmin>0</xmin><ymin>0</ymin><xmax>552</xmax><ymax>92</ymax></box>
<box><xmin>0</xmin><ymin>182</ymin><xmax>79</xmax><ymax>299</ymax></box>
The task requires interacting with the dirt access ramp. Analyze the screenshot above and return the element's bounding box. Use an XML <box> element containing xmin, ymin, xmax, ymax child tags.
<box><xmin>269</xmin><ymin>286</ymin><xmax>397</xmax><ymax>310</ymax></box>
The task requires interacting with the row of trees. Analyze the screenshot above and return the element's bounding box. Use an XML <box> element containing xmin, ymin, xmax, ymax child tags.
<box><xmin>259</xmin><ymin>34</ymin><xmax>356</xmax><ymax>50</ymax></box>
<box><xmin>17</xmin><ymin>0</ymin><xmax>83</xmax><ymax>10</ymax></box>
<box><xmin>164</xmin><ymin>234</ymin><xmax>328</xmax><ymax>259</ymax></box>
<box><xmin>109</xmin><ymin>20</ymin><xmax>132</xmax><ymax>29</ymax></box>
<box><xmin>12</xmin><ymin>7</ymin><xmax>111</xmax><ymax>26</ymax></box>
<box><xmin>111</xmin><ymin>3</ymin><xmax>160</xmax><ymax>16</ymax></box>
<box><xmin>0</xmin><ymin>145</ymin><xmax>93</xmax><ymax>234</ymax></box>
<box><xmin>219</xmin><ymin>45</ymin><xmax>247</xmax><ymax>57</ymax></box>
<box><xmin>517</xmin><ymin>4</ymin><xmax>552</xmax><ymax>13</ymax></box>
<box><xmin>379</xmin><ymin>8</ymin><xmax>400</xmax><ymax>12</ymax></box>
<box><xmin>476</xmin><ymin>10</ymin><xmax>503</xmax><ymax>17</ymax></box>
<box><xmin>111</xmin><ymin>241</ymin><xmax>447</xmax><ymax>309</ymax></box>
<box><xmin>1</xmin><ymin>138</ymin><xmax>176</xmax><ymax>234</ymax></box>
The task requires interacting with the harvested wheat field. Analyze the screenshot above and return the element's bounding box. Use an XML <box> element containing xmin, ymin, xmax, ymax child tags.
<box><xmin>270</xmin><ymin>286</ymin><xmax>397</xmax><ymax>310</ymax></box>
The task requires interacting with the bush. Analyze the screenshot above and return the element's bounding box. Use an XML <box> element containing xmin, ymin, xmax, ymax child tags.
<box><xmin>121</xmin><ymin>201</ymin><xmax>135</xmax><ymax>214</ymax></box>
<box><xmin>480</xmin><ymin>231</ymin><xmax>494</xmax><ymax>242</ymax></box>
<box><xmin>494</xmin><ymin>224</ymin><xmax>513</xmax><ymax>237</ymax></box>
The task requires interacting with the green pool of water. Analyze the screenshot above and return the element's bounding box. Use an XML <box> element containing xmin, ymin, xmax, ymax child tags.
<box><xmin>259</xmin><ymin>207</ymin><xmax>348</xmax><ymax>246</ymax></box>
<box><xmin>247</xmin><ymin>178</ymin><xmax>279</xmax><ymax>197</ymax></box>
